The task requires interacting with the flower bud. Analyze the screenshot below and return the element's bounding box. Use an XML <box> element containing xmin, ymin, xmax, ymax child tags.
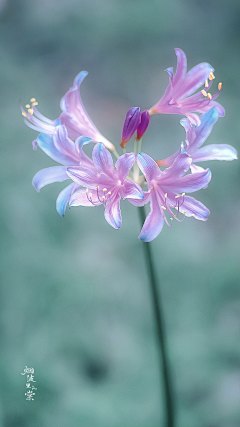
<box><xmin>136</xmin><ymin>110</ymin><xmax>150</xmax><ymax>140</ymax></box>
<box><xmin>121</xmin><ymin>107</ymin><xmax>141</xmax><ymax>148</ymax></box>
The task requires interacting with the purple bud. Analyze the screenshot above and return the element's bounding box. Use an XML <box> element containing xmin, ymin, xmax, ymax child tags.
<box><xmin>121</xmin><ymin>107</ymin><xmax>141</xmax><ymax>148</ymax></box>
<box><xmin>136</xmin><ymin>110</ymin><xmax>150</xmax><ymax>140</ymax></box>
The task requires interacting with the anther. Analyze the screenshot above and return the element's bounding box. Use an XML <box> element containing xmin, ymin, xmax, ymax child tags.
<box><xmin>32</xmin><ymin>102</ymin><xmax>38</xmax><ymax>106</ymax></box>
<box><xmin>107</xmin><ymin>191</ymin><xmax>111</xmax><ymax>195</ymax></box>
<box><xmin>207</xmin><ymin>93</ymin><xmax>212</xmax><ymax>99</ymax></box>
<box><xmin>26</xmin><ymin>104</ymin><xmax>30</xmax><ymax>108</ymax></box>
<box><xmin>161</xmin><ymin>206</ymin><xmax>166</xmax><ymax>210</ymax></box>
<box><xmin>22</xmin><ymin>111</ymin><xmax>27</xmax><ymax>117</ymax></box>
<box><xmin>201</xmin><ymin>90</ymin><xmax>207</xmax><ymax>97</ymax></box>
<box><xmin>170</xmin><ymin>218</ymin><xmax>173</xmax><ymax>221</ymax></box>
<box><xmin>182</xmin><ymin>193</ymin><xmax>185</xmax><ymax>196</ymax></box>
<box><xmin>30</xmin><ymin>98</ymin><xmax>36</xmax><ymax>102</ymax></box>
<box><xmin>209</xmin><ymin>72</ymin><xmax>215</xmax><ymax>80</ymax></box>
<box><xmin>164</xmin><ymin>193</ymin><xmax>167</xmax><ymax>198</ymax></box>
<box><xmin>103</xmin><ymin>188</ymin><xmax>107</xmax><ymax>192</ymax></box>
<box><xmin>182</xmin><ymin>211</ymin><xmax>187</xmax><ymax>214</ymax></box>
<box><xmin>175</xmin><ymin>195</ymin><xmax>180</xmax><ymax>198</ymax></box>
<box><xmin>28</xmin><ymin>108</ymin><xmax>34</xmax><ymax>115</ymax></box>
<box><xmin>95</xmin><ymin>186</ymin><xmax>99</xmax><ymax>190</ymax></box>
<box><xmin>89</xmin><ymin>192</ymin><xmax>92</xmax><ymax>198</ymax></box>
<box><xmin>205</xmin><ymin>79</ymin><xmax>208</xmax><ymax>88</ymax></box>
<box><xmin>102</xmin><ymin>196</ymin><xmax>105</xmax><ymax>200</ymax></box>
<box><xmin>86</xmin><ymin>188</ymin><xmax>88</xmax><ymax>193</ymax></box>
<box><xmin>218</xmin><ymin>82</ymin><xmax>222</xmax><ymax>90</ymax></box>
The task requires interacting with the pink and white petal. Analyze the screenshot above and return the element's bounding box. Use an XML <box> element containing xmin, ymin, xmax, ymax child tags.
<box><xmin>69</xmin><ymin>188</ymin><xmax>102</xmax><ymax>207</ymax></box>
<box><xmin>179</xmin><ymin>195</ymin><xmax>210</xmax><ymax>220</ymax></box>
<box><xmin>56</xmin><ymin>182</ymin><xmax>79</xmax><ymax>216</ymax></box>
<box><xmin>128</xmin><ymin>191</ymin><xmax>150</xmax><ymax>207</ymax></box>
<box><xmin>190</xmin><ymin>164</ymin><xmax>206</xmax><ymax>173</ymax></box>
<box><xmin>187</xmin><ymin>107</ymin><xmax>218</xmax><ymax>154</ymax></box>
<box><xmin>174</xmin><ymin>63</ymin><xmax>214</xmax><ymax>99</ymax></box>
<box><xmin>160</xmin><ymin>153</ymin><xmax>191</xmax><ymax>183</ymax></box>
<box><xmin>53</xmin><ymin>125</ymin><xmax>80</xmax><ymax>163</ymax></box>
<box><xmin>191</xmin><ymin>144</ymin><xmax>238</xmax><ymax>162</ymax></box>
<box><xmin>92</xmin><ymin>143</ymin><xmax>114</xmax><ymax>176</ymax></box>
<box><xmin>33</xmin><ymin>166</ymin><xmax>69</xmax><ymax>192</ymax></box>
<box><xmin>165</xmin><ymin>168</ymin><xmax>211</xmax><ymax>193</ymax></box>
<box><xmin>173</xmin><ymin>48</ymin><xmax>187</xmax><ymax>88</ymax></box>
<box><xmin>37</xmin><ymin>132</ymin><xmax>77</xmax><ymax>166</ymax></box>
<box><xmin>185</xmin><ymin>113</ymin><xmax>201</xmax><ymax>126</ymax></box>
<box><xmin>104</xmin><ymin>193</ymin><xmax>122</xmax><ymax>229</ymax></box>
<box><xmin>121</xmin><ymin>180</ymin><xmax>144</xmax><ymax>200</ymax></box>
<box><xmin>67</xmin><ymin>165</ymin><xmax>114</xmax><ymax>188</ymax></box>
<box><xmin>75</xmin><ymin>136</ymin><xmax>95</xmax><ymax>170</ymax></box>
<box><xmin>115</xmin><ymin>153</ymin><xmax>136</xmax><ymax>181</ymax></box>
<box><xmin>138</xmin><ymin>191</ymin><xmax>164</xmax><ymax>242</ymax></box>
<box><xmin>137</xmin><ymin>153</ymin><xmax>161</xmax><ymax>182</ymax></box>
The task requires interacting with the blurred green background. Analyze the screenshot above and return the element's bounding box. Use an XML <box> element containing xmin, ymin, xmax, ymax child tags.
<box><xmin>1</xmin><ymin>0</ymin><xmax>240</xmax><ymax>426</ymax></box>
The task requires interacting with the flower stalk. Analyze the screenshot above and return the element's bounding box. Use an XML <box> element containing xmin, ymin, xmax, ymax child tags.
<box><xmin>138</xmin><ymin>206</ymin><xmax>175</xmax><ymax>427</ymax></box>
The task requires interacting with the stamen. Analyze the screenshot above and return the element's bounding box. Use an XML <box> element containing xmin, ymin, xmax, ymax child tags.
<box><xmin>209</xmin><ymin>72</ymin><xmax>215</xmax><ymax>80</ymax></box>
<box><xmin>86</xmin><ymin>188</ymin><xmax>88</xmax><ymax>193</ymax></box>
<box><xmin>164</xmin><ymin>193</ymin><xmax>167</xmax><ymax>198</ymax></box>
<box><xmin>218</xmin><ymin>82</ymin><xmax>222</xmax><ymax>90</ymax></box>
<box><xmin>102</xmin><ymin>196</ymin><xmax>105</xmax><ymax>200</ymax></box>
<box><xmin>207</xmin><ymin>93</ymin><xmax>212</xmax><ymax>99</ymax></box>
<box><xmin>30</xmin><ymin>98</ymin><xmax>36</xmax><ymax>102</ymax></box>
<box><xmin>205</xmin><ymin>79</ymin><xmax>208</xmax><ymax>88</ymax></box>
<box><xmin>201</xmin><ymin>90</ymin><xmax>207</xmax><ymax>97</ymax></box>
<box><xmin>103</xmin><ymin>188</ymin><xmax>107</xmax><ymax>192</ymax></box>
<box><xmin>182</xmin><ymin>211</ymin><xmax>187</xmax><ymax>214</ymax></box>
<box><xmin>28</xmin><ymin>108</ymin><xmax>34</xmax><ymax>115</ymax></box>
<box><xmin>175</xmin><ymin>195</ymin><xmax>180</xmax><ymax>198</ymax></box>
<box><xmin>170</xmin><ymin>218</ymin><xmax>173</xmax><ymax>221</ymax></box>
<box><xmin>89</xmin><ymin>192</ymin><xmax>92</xmax><ymax>198</ymax></box>
<box><xmin>22</xmin><ymin>111</ymin><xmax>27</xmax><ymax>117</ymax></box>
<box><xmin>182</xmin><ymin>193</ymin><xmax>185</xmax><ymax>196</ymax></box>
<box><xmin>25</xmin><ymin>104</ymin><xmax>30</xmax><ymax>108</ymax></box>
<box><xmin>161</xmin><ymin>206</ymin><xmax>166</xmax><ymax>210</ymax></box>
<box><xmin>32</xmin><ymin>102</ymin><xmax>38</xmax><ymax>106</ymax></box>
<box><xmin>107</xmin><ymin>191</ymin><xmax>111</xmax><ymax>195</ymax></box>
<box><xmin>95</xmin><ymin>186</ymin><xmax>99</xmax><ymax>190</ymax></box>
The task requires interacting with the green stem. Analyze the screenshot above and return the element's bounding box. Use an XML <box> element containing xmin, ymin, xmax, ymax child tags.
<box><xmin>138</xmin><ymin>206</ymin><xmax>175</xmax><ymax>427</ymax></box>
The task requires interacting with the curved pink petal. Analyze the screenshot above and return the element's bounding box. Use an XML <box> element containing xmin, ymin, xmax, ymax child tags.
<box><xmin>60</xmin><ymin>71</ymin><xmax>114</xmax><ymax>151</ymax></box>
<box><xmin>56</xmin><ymin>182</ymin><xmax>79</xmax><ymax>216</ymax></box>
<box><xmin>69</xmin><ymin>188</ymin><xmax>102</xmax><ymax>207</ymax></box>
<box><xmin>37</xmin><ymin>132</ymin><xmax>79</xmax><ymax>166</ymax></box>
<box><xmin>160</xmin><ymin>153</ymin><xmax>191</xmax><ymax>183</ymax></box>
<box><xmin>92</xmin><ymin>143</ymin><xmax>114</xmax><ymax>177</ymax></box>
<box><xmin>115</xmin><ymin>153</ymin><xmax>136</xmax><ymax>181</ymax></box>
<box><xmin>174</xmin><ymin>62</ymin><xmax>214</xmax><ymax>100</ymax></box>
<box><xmin>104</xmin><ymin>193</ymin><xmax>122</xmax><ymax>229</ymax></box>
<box><xmin>121</xmin><ymin>180</ymin><xmax>144</xmax><ymax>200</ymax></box>
<box><xmin>67</xmin><ymin>165</ymin><xmax>114</xmax><ymax>189</ymax></box>
<box><xmin>173</xmin><ymin>48</ymin><xmax>187</xmax><ymax>88</ymax></box>
<box><xmin>128</xmin><ymin>191</ymin><xmax>150</xmax><ymax>207</ymax></box>
<box><xmin>137</xmin><ymin>153</ymin><xmax>161</xmax><ymax>182</ymax></box>
<box><xmin>179</xmin><ymin>195</ymin><xmax>209</xmax><ymax>220</ymax></box>
<box><xmin>192</xmin><ymin>144</ymin><xmax>238</xmax><ymax>162</ymax></box>
<box><xmin>165</xmin><ymin>168</ymin><xmax>211</xmax><ymax>193</ymax></box>
<box><xmin>53</xmin><ymin>125</ymin><xmax>80</xmax><ymax>163</ymax></box>
<box><xmin>33</xmin><ymin>166</ymin><xmax>69</xmax><ymax>192</ymax></box>
<box><xmin>138</xmin><ymin>191</ymin><xmax>164</xmax><ymax>242</ymax></box>
<box><xmin>75</xmin><ymin>136</ymin><xmax>95</xmax><ymax>170</ymax></box>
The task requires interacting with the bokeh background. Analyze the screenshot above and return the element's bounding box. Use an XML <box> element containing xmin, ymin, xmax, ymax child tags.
<box><xmin>1</xmin><ymin>0</ymin><xmax>240</xmax><ymax>426</ymax></box>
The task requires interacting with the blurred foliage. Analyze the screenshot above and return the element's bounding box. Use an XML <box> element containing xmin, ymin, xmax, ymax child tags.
<box><xmin>0</xmin><ymin>0</ymin><xmax>240</xmax><ymax>426</ymax></box>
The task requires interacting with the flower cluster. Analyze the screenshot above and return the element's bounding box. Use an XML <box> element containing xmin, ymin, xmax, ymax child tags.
<box><xmin>23</xmin><ymin>49</ymin><xmax>237</xmax><ymax>242</ymax></box>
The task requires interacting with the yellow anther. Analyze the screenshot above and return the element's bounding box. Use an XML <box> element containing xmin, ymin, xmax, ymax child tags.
<box><xmin>201</xmin><ymin>90</ymin><xmax>207</xmax><ymax>97</ymax></box>
<box><xmin>95</xmin><ymin>186</ymin><xmax>99</xmax><ymax>189</ymax></box>
<box><xmin>22</xmin><ymin>111</ymin><xmax>27</xmax><ymax>117</ymax></box>
<box><xmin>25</xmin><ymin>104</ymin><xmax>30</xmax><ymax>108</ymax></box>
<box><xmin>205</xmin><ymin>79</ymin><xmax>208</xmax><ymax>88</ymax></box>
<box><xmin>30</xmin><ymin>98</ymin><xmax>36</xmax><ymax>102</ymax></box>
<box><xmin>182</xmin><ymin>193</ymin><xmax>185</xmax><ymax>196</ymax></box>
<box><xmin>182</xmin><ymin>211</ymin><xmax>187</xmax><ymax>214</ymax></box>
<box><xmin>102</xmin><ymin>196</ymin><xmax>105</xmax><ymax>200</ymax></box>
<box><xmin>86</xmin><ymin>188</ymin><xmax>88</xmax><ymax>193</ymax></box>
<box><xmin>161</xmin><ymin>206</ymin><xmax>166</xmax><ymax>210</ymax></box>
<box><xmin>164</xmin><ymin>193</ymin><xmax>167</xmax><ymax>198</ymax></box>
<box><xmin>32</xmin><ymin>102</ymin><xmax>38</xmax><ymax>106</ymax></box>
<box><xmin>89</xmin><ymin>192</ymin><xmax>92</xmax><ymax>198</ymax></box>
<box><xmin>207</xmin><ymin>93</ymin><xmax>212</xmax><ymax>100</ymax></box>
<box><xmin>107</xmin><ymin>191</ymin><xmax>111</xmax><ymax>195</ymax></box>
<box><xmin>175</xmin><ymin>195</ymin><xmax>180</xmax><ymax>198</ymax></box>
<box><xmin>28</xmin><ymin>108</ymin><xmax>34</xmax><ymax>115</ymax></box>
<box><xmin>103</xmin><ymin>188</ymin><xmax>107</xmax><ymax>192</ymax></box>
<box><xmin>170</xmin><ymin>218</ymin><xmax>173</xmax><ymax>221</ymax></box>
<box><xmin>218</xmin><ymin>82</ymin><xmax>222</xmax><ymax>90</ymax></box>
<box><xmin>209</xmin><ymin>72</ymin><xmax>215</xmax><ymax>80</ymax></box>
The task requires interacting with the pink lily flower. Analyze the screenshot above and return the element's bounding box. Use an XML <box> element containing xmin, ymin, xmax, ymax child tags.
<box><xmin>130</xmin><ymin>151</ymin><xmax>211</xmax><ymax>242</ymax></box>
<box><xmin>32</xmin><ymin>125</ymin><xmax>95</xmax><ymax>216</ymax></box>
<box><xmin>67</xmin><ymin>143</ymin><xmax>144</xmax><ymax>229</ymax></box>
<box><xmin>149</xmin><ymin>49</ymin><xmax>225</xmax><ymax>125</ymax></box>
<box><xmin>157</xmin><ymin>107</ymin><xmax>237</xmax><ymax>170</ymax></box>
<box><xmin>22</xmin><ymin>71</ymin><xmax>115</xmax><ymax>152</ymax></box>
